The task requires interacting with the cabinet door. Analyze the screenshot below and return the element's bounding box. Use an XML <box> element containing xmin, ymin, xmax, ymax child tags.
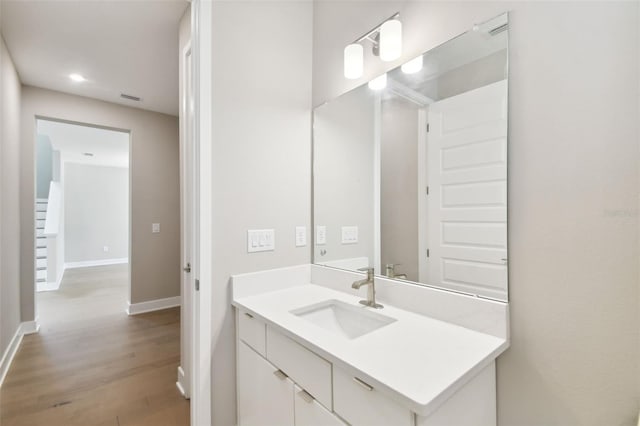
<box><xmin>238</xmin><ymin>341</ymin><xmax>295</xmax><ymax>426</ymax></box>
<box><xmin>294</xmin><ymin>385</ymin><xmax>345</xmax><ymax>426</ymax></box>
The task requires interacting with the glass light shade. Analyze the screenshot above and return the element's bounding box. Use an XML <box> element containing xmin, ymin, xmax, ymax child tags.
<box><xmin>368</xmin><ymin>73</ymin><xmax>387</xmax><ymax>91</ymax></box>
<box><xmin>401</xmin><ymin>55</ymin><xmax>423</xmax><ymax>74</ymax></box>
<box><xmin>379</xmin><ymin>19</ymin><xmax>402</xmax><ymax>62</ymax></box>
<box><xmin>344</xmin><ymin>43</ymin><xmax>364</xmax><ymax>79</ymax></box>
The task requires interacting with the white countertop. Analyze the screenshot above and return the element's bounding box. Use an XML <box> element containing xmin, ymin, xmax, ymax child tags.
<box><xmin>233</xmin><ymin>283</ymin><xmax>509</xmax><ymax>417</ymax></box>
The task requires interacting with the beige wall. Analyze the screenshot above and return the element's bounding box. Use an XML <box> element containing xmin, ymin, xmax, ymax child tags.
<box><xmin>313</xmin><ymin>1</ymin><xmax>639</xmax><ymax>425</ymax></box>
<box><xmin>0</xmin><ymin>33</ymin><xmax>22</xmax><ymax>358</ymax></box>
<box><xmin>210</xmin><ymin>1</ymin><xmax>313</xmax><ymax>424</ymax></box>
<box><xmin>20</xmin><ymin>86</ymin><xmax>180</xmax><ymax>319</ymax></box>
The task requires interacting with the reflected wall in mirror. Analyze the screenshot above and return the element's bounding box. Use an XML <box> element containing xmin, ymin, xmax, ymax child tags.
<box><xmin>313</xmin><ymin>13</ymin><xmax>509</xmax><ymax>301</ymax></box>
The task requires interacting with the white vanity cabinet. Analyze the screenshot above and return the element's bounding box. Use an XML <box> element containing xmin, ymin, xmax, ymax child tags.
<box><xmin>237</xmin><ymin>341</ymin><xmax>295</xmax><ymax>426</ymax></box>
<box><xmin>237</xmin><ymin>309</ymin><xmax>346</xmax><ymax>426</ymax></box>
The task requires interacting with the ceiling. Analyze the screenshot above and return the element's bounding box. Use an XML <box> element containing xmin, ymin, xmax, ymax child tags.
<box><xmin>1</xmin><ymin>0</ymin><xmax>189</xmax><ymax>116</ymax></box>
<box><xmin>38</xmin><ymin>119</ymin><xmax>129</xmax><ymax>168</ymax></box>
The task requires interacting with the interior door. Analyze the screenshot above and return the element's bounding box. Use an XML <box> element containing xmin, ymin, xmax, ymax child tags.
<box><xmin>425</xmin><ymin>79</ymin><xmax>508</xmax><ymax>300</ymax></box>
<box><xmin>179</xmin><ymin>41</ymin><xmax>195</xmax><ymax>398</ymax></box>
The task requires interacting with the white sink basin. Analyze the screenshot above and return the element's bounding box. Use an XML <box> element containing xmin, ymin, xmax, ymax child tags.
<box><xmin>291</xmin><ymin>299</ymin><xmax>397</xmax><ymax>339</ymax></box>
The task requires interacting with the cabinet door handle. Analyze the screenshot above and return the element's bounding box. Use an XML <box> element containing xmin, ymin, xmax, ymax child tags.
<box><xmin>298</xmin><ymin>390</ymin><xmax>314</xmax><ymax>403</ymax></box>
<box><xmin>353</xmin><ymin>377</ymin><xmax>373</xmax><ymax>391</ymax></box>
<box><xmin>273</xmin><ymin>369</ymin><xmax>288</xmax><ymax>380</ymax></box>
<box><xmin>244</xmin><ymin>312</ymin><xmax>254</xmax><ymax>319</ymax></box>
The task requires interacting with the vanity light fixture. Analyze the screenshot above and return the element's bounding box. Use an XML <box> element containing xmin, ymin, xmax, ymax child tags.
<box><xmin>343</xmin><ymin>12</ymin><xmax>402</xmax><ymax>80</ymax></box>
<box><xmin>368</xmin><ymin>73</ymin><xmax>387</xmax><ymax>91</ymax></box>
<box><xmin>401</xmin><ymin>55</ymin><xmax>423</xmax><ymax>74</ymax></box>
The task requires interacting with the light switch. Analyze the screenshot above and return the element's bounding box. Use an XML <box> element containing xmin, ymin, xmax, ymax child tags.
<box><xmin>152</xmin><ymin>223</ymin><xmax>160</xmax><ymax>233</ymax></box>
<box><xmin>247</xmin><ymin>229</ymin><xmax>275</xmax><ymax>253</ymax></box>
<box><xmin>316</xmin><ymin>226</ymin><xmax>326</xmax><ymax>245</ymax></box>
<box><xmin>103</xmin><ymin>246</ymin><xmax>109</xmax><ymax>253</ymax></box>
<box><xmin>341</xmin><ymin>226</ymin><xmax>358</xmax><ymax>244</ymax></box>
<box><xmin>295</xmin><ymin>226</ymin><xmax>307</xmax><ymax>247</ymax></box>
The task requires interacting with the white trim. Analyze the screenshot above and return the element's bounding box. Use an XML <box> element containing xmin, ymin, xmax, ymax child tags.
<box><xmin>65</xmin><ymin>258</ymin><xmax>128</xmax><ymax>269</ymax></box>
<box><xmin>176</xmin><ymin>366</ymin><xmax>189</xmax><ymax>398</ymax></box>
<box><xmin>126</xmin><ymin>296</ymin><xmax>181</xmax><ymax>315</ymax></box>
<box><xmin>37</xmin><ymin>269</ymin><xmax>65</xmax><ymax>292</ymax></box>
<box><xmin>0</xmin><ymin>320</ymin><xmax>40</xmax><ymax>387</ymax></box>
<box><xmin>193</xmin><ymin>1</ymin><xmax>212</xmax><ymax>425</ymax></box>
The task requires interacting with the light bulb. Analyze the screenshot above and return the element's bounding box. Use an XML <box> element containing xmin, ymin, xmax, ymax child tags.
<box><xmin>344</xmin><ymin>44</ymin><xmax>364</xmax><ymax>79</ymax></box>
<box><xmin>401</xmin><ymin>55</ymin><xmax>423</xmax><ymax>74</ymax></box>
<box><xmin>379</xmin><ymin>19</ymin><xmax>402</xmax><ymax>62</ymax></box>
<box><xmin>69</xmin><ymin>73</ymin><xmax>86</xmax><ymax>82</ymax></box>
<box><xmin>368</xmin><ymin>73</ymin><xmax>387</xmax><ymax>91</ymax></box>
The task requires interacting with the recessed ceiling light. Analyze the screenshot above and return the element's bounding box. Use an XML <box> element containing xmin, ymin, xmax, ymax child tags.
<box><xmin>69</xmin><ymin>73</ymin><xmax>86</xmax><ymax>82</ymax></box>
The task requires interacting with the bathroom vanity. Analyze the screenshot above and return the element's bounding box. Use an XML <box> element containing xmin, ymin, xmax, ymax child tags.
<box><xmin>234</xmin><ymin>12</ymin><xmax>510</xmax><ymax>426</ymax></box>
<box><xmin>232</xmin><ymin>264</ymin><xmax>509</xmax><ymax>426</ymax></box>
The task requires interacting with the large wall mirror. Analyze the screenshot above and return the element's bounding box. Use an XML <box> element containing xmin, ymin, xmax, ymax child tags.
<box><xmin>313</xmin><ymin>13</ymin><xmax>509</xmax><ymax>301</ymax></box>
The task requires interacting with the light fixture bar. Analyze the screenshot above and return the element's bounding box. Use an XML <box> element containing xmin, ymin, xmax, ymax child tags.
<box><xmin>352</xmin><ymin>12</ymin><xmax>400</xmax><ymax>45</ymax></box>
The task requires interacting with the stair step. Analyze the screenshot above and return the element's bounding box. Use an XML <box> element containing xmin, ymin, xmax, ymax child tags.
<box><xmin>36</xmin><ymin>278</ymin><xmax>46</xmax><ymax>283</ymax></box>
<box><xmin>36</xmin><ymin>211</ymin><xmax>47</xmax><ymax>220</ymax></box>
<box><xmin>36</xmin><ymin>228</ymin><xmax>44</xmax><ymax>236</ymax></box>
<box><xmin>36</xmin><ymin>269</ymin><xmax>46</xmax><ymax>280</ymax></box>
<box><xmin>36</xmin><ymin>204</ymin><xmax>48</xmax><ymax>212</ymax></box>
<box><xmin>36</xmin><ymin>247</ymin><xmax>47</xmax><ymax>257</ymax></box>
<box><xmin>36</xmin><ymin>219</ymin><xmax>46</xmax><ymax>228</ymax></box>
<box><xmin>37</xmin><ymin>259</ymin><xmax>47</xmax><ymax>268</ymax></box>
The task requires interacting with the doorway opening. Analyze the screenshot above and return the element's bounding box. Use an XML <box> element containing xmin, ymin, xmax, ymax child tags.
<box><xmin>35</xmin><ymin>118</ymin><xmax>131</xmax><ymax>326</ymax></box>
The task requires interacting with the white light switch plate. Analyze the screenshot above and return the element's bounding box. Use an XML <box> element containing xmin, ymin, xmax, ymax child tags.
<box><xmin>247</xmin><ymin>229</ymin><xmax>275</xmax><ymax>253</ymax></box>
<box><xmin>341</xmin><ymin>226</ymin><xmax>358</xmax><ymax>244</ymax></box>
<box><xmin>295</xmin><ymin>226</ymin><xmax>307</xmax><ymax>247</ymax></box>
<box><xmin>152</xmin><ymin>223</ymin><xmax>160</xmax><ymax>233</ymax></box>
<box><xmin>316</xmin><ymin>226</ymin><xmax>326</xmax><ymax>245</ymax></box>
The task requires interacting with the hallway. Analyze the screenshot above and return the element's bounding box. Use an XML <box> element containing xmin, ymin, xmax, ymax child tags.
<box><xmin>0</xmin><ymin>265</ymin><xmax>189</xmax><ymax>426</ymax></box>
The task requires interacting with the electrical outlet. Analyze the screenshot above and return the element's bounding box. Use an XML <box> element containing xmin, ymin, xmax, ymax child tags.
<box><xmin>103</xmin><ymin>246</ymin><xmax>109</xmax><ymax>253</ymax></box>
<box><xmin>341</xmin><ymin>226</ymin><xmax>358</xmax><ymax>244</ymax></box>
<box><xmin>152</xmin><ymin>223</ymin><xmax>160</xmax><ymax>233</ymax></box>
<box><xmin>295</xmin><ymin>226</ymin><xmax>307</xmax><ymax>247</ymax></box>
<box><xmin>316</xmin><ymin>226</ymin><xmax>326</xmax><ymax>245</ymax></box>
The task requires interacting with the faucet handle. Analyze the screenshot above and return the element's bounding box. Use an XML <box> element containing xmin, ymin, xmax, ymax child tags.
<box><xmin>357</xmin><ymin>267</ymin><xmax>375</xmax><ymax>279</ymax></box>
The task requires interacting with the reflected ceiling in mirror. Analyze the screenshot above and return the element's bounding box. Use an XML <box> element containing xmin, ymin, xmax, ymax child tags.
<box><xmin>313</xmin><ymin>13</ymin><xmax>509</xmax><ymax>301</ymax></box>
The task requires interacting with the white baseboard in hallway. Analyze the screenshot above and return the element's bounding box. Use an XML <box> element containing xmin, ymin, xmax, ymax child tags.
<box><xmin>127</xmin><ymin>296</ymin><xmax>181</xmax><ymax>315</ymax></box>
<box><xmin>65</xmin><ymin>258</ymin><xmax>128</xmax><ymax>269</ymax></box>
<box><xmin>176</xmin><ymin>366</ymin><xmax>189</xmax><ymax>398</ymax></box>
<box><xmin>0</xmin><ymin>319</ymin><xmax>40</xmax><ymax>387</ymax></box>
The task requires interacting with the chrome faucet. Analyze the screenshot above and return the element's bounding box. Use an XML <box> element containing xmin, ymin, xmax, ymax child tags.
<box><xmin>352</xmin><ymin>267</ymin><xmax>383</xmax><ymax>309</ymax></box>
<box><xmin>385</xmin><ymin>263</ymin><xmax>407</xmax><ymax>280</ymax></box>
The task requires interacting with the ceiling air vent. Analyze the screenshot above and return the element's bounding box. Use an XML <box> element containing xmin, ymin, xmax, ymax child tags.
<box><xmin>120</xmin><ymin>93</ymin><xmax>141</xmax><ymax>102</ymax></box>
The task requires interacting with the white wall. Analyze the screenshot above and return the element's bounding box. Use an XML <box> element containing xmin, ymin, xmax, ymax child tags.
<box><xmin>0</xmin><ymin>29</ymin><xmax>21</xmax><ymax>359</ymax></box>
<box><xmin>64</xmin><ymin>163</ymin><xmax>129</xmax><ymax>264</ymax></box>
<box><xmin>313</xmin><ymin>1</ymin><xmax>639</xmax><ymax>424</ymax></box>
<box><xmin>209</xmin><ymin>1</ymin><xmax>313</xmax><ymax>424</ymax></box>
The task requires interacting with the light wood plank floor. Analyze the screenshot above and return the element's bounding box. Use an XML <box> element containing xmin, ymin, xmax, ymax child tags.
<box><xmin>0</xmin><ymin>265</ymin><xmax>189</xmax><ymax>426</ymax></box>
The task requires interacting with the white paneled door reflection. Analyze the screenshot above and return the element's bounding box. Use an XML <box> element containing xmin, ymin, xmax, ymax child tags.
<box><xmin>424</xmin><ymin>79</ymin><xmax>508</xmax><ymax>300</ymax></box>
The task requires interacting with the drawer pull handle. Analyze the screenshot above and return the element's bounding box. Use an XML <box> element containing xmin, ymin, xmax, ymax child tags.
<box><xmin>244</xmin><ymin>312</ymin><xmax>254</xmax><ymax>319</ymax></box>
<box><xmin>353</xmin><ymin>377</ymin><xmax>373</xmax><ymax>391</ymax></box>
<box><xmin>298</xmin><ymin>390</ymin><xmax>315</xmax><ymax>403</ymax></box>
<box><xmin>273</xmin><ymin>370</ymin><xmax>288</xmax><ymax>380</ymax></box>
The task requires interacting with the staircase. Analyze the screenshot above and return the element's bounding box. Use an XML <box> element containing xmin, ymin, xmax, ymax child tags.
<box><xmin>36</xmin><ymin>199</ymin><xmax>48</xmax><ymax>288</ymax></box>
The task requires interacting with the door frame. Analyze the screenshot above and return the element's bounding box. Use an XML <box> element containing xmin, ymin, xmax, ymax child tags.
<box><xmin>190</xmin><ymin>1</ymin><xmax>213</xmax><ymax>425</ymax></box>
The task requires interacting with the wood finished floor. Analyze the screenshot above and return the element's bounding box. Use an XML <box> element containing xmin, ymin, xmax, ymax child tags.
<box><xmin>0</xmin><ymin>265</ymin><xmax>189</xmax><ymax>426</ymax></box>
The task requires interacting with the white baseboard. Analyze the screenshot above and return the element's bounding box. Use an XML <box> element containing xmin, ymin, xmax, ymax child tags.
<box><xmin>176</xmin><ymin>366</ymin><xmax>190</xmax><ymax>398</ymax></box>
<box><xmin>0</xmin><ymin>319</ymin><xmax>40</xmax><ymax>387</ymax></box>
<box><xmin>65</xmin><ymin>258</ymin><xmax>128</xmax><ymax>269</ymax></box>
<box><xmin>126</xmin><ymin>296</ymin><xmax>181</xmax><ymax>315</ymax></box>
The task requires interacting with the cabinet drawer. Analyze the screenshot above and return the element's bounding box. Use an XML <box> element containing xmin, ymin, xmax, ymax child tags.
<box><xmin>333</xmin><ymin>365</ymin><xmax>413</xmax><ymax>426</ymax></box>
<box><xmin>266</xmin><ymin>326</ymin><xmax>332</xmax><ymax>409</ymax></box>
<box><xmin>294</xmin><ymin>385</ymin><xmax>346</xmax><ymax>426</ymax></box>
<box><xmin>238</xmin><ymin>309</ymin><xmax>266</xmax><ymax>357</ymax></box>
